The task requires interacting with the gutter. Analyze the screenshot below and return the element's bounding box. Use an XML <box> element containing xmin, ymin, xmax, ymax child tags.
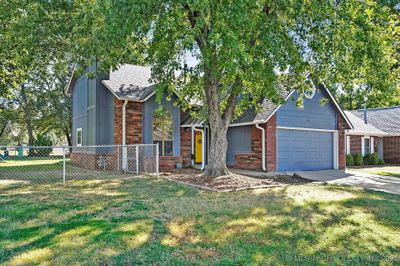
<box><xmin>255</xmin><ymin>123</ymin><xmax>266</xmax><ymax>171</ymax></box>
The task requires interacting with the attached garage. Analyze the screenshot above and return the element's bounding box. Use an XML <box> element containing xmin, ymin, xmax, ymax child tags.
<box><xmin>277</xmin><ymin>128</ymin><xmax>337</xmax><ymax>171</ymax></box>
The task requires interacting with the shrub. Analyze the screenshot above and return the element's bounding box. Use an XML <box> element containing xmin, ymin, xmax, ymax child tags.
<box><xmin>363</xmin><ymin>154</ymin><xmax>371</xmax><ymax>165</ymax></box>
<box><xmin>364</xmin><ymin>152</ymin><xmax>380</xmax><ymax>165</ymax></box>
<box><xmin>346</xmin><ymin>154</ymin><xmax>354</xmax><ymax>166</ymax></box>
<box><xmin>378</xmin><ymin>159</ymin><xmax>385</xmax><ymax>165</ymax></box>
<box><xmin>28</xmin><ymin>134</ymin><xmax>53</xmax><ymax>156</ymax></box>
<box><xmin>353</xmin><ymin>153</ymin><xmax>363</xmax><ymax>166</ymax></box>
<box><xmin>370</xmin><ymin>152</ymin><xmax>380</xmax><ymax>165</ymax></box>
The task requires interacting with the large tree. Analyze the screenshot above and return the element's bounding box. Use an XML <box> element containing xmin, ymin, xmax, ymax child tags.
<box><xmin>2</xmin><ymin>1</ymin><xmax>398</xmax><ymax>176</ymax></box>
<box><xmin>71</xmin><ymin>0</ymin><xmax>398</xmax><ymax>176</ymax></box>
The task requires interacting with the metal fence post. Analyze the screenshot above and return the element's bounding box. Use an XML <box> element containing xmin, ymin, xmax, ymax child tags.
<box><xmin>156</xmin><ymin>143</ymin><xmax>159</xmax><ymax>176</ymax></box>
<box><xmin>117</xmin><ymin>145</ymin><xmax>120</xmax><ymax>172</ymax></box>
<box><xmin>63</xmin><ymin>147</ymin><xmax>66</xmax><ymax>185</ymax></box>
<box><xmin>135</xmin><ymin>145</ymin><xmax>139</xmax><ymax>174</ymax></box>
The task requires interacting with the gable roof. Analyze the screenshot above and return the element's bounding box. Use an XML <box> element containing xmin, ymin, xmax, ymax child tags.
<box><xmin>231</xmin><ymin>84</ymin><xmax>352</xmax><ymax>129</ymax></box>
<box><xmin>102</xmin><ymin>64</ymin><xmax>156</xmax><ymax>101</ymax></box>
<box><xmin>183</xmin><ymin>84</ymin><xmax>353</xmax><ymax>129</ymax></box>
<box><xmin>350</xmin><ymin>106</ymin><xmax>400</xmax><ymax>135</ymax></box>
<box><xmin>344</xmin><ymin>111</ymin><xmax>386</xmax><ymax>136</ymax></box>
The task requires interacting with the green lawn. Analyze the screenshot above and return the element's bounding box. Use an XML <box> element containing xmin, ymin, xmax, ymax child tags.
<box><xmin>0</xmin><ymin>176</ymin><xmax>399</xmax><ymax>265</ymax></box>
<box><xmin>0</xmin><ymin>158</ymin><xmax>131</xmax><ymax>183</ymax></box>
<box><xmin>373</xmin><ymin>172</ymin><xmax>400</xmax><ymax>178</ymax></box>
<box><xmin>349</xmin><ymin>166</ymin><xmax>400</xmax><ymax>179</ymax></box>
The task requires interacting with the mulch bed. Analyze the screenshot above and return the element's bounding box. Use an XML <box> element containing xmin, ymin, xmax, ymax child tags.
<box><xmin>160</xmin><ymin>169</ymin><xmax>310</xmax><ymax>192</ymax></box>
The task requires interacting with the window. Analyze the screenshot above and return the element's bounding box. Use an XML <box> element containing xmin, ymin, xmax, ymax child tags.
<box><xmin>363</xmin><ymin>137</ymin><xmax>370</xmax><ymax>156</ymax></box>
<box><xmin>76</xmin><ymin>128</ymin><xmax>82</xmax><ymax>146</ymax></box>
<box><xmin>153</xmin><ymin>108</ymin><xmax>173</xmax><ymax>156</ymax></box>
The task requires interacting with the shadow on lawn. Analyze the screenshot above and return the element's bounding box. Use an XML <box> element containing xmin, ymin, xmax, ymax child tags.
<box><xmin>0</xmin><ymin>178</ymin><xmax>399</xmax><ymax>265</ymax></box>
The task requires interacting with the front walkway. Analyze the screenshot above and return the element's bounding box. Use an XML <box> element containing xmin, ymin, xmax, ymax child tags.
<box><xmin>294</xmin><ymin>169</ymin><xmax>400</xmax><ymax>195</ymax></box>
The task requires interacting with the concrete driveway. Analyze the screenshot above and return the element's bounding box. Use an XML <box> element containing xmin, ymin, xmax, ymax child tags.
<box><xmin>295</xmin><ymin>170</ymin><xmax>400</xmax><ymax>195</ymax></box>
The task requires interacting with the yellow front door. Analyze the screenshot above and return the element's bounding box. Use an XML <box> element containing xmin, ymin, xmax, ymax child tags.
<box><xmin>194</xmin><ymin>131</ymin><xmax>202</xmax><ymax>164</ymax></box>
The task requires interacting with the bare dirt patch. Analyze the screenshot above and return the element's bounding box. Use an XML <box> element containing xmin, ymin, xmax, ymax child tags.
<box><xmin>160</xmin><ymin>169</ymin><xmax>310</xmax><ymax>192</ymax></box>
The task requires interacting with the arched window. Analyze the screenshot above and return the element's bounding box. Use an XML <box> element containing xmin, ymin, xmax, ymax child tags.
<box><xmin>153</xmin><ymin>108</ymin><xmax>173</xmax><ymax>156</ymax></box>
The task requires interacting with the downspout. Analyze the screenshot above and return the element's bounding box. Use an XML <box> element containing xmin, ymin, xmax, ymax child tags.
<box><xmin>193</xmin><ymin>128</ymin><xmax>205</xmax><ymax>170</ymax></box>
<box><xmin>255</xmin><ymin>123</ymin><xmax>266</xmax><ymax>171</ymax></box>
<box><xmin>122</xmin><ymin>99</ymin><xmax>128</xmax><ymax>171</ymax></box>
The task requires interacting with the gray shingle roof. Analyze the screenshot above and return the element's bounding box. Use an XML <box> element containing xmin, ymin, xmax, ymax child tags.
<box><xmin>102</xmin><ymin>64</ymin><xmax>156</xmax><ymax>101</ymax></box>
<box><xmin>231</xmin><ymin>86</ymin><xmax>292</xmax><ymax>124</ymax></box>
<box><xmin>344</xmin><ymin>111</ymin><xmax>386</xmax><ymax>136</ymax></box>
<box><xmin>351</xmin><ymin>107</ymin><xmax>400</xmax><ymax>134</ymax></box>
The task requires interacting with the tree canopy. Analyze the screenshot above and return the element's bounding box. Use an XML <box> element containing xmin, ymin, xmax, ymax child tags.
<box><xmin>1</xmin><ymin>0</ymin><xmax>398</xmax><ymax>175</ymax></box>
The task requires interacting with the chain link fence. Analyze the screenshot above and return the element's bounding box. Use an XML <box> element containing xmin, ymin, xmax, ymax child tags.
<box><xmin>0</xmin><ymin>144</ymin><xmax>159</xmax><ymax>184</ymax></box>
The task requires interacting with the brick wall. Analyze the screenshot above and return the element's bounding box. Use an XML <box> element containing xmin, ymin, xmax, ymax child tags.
<box><xmin>337</xmin><ymin>116</ymin><xmax>346</xmax><ymax>169</ymax></box>
<box><xmin>180</xmin><ymin>127</ymin><xmax>192</xmax><ymax>167</ymax></box>
<box><xmin>349</xmin><ymin>135</ymin><xmax>362</xmax><ymax>154</ymax></box>
<box><xmin>160</xmin><ymin>156</ymin><xmax>183</xmax><ymax>171</ymax></box>
<box><xmin>70</xmin><ymin>152</ymin><xmax>119</xmax><ymax>171</ymax></box>
<box><xmin>232</xmin><ymin>115</ymin><xmax>277</xmax><ymax>172</ymax></box>
<box><xmin>233</xmin><ymin>125</ymin><xmax>262</xmax><ymax>170</ymax></box>
<box><xmin>266</xmin><ymin>115</ymin><xmax>277</xmax><ymax>172</ymax></box>
<box><xmin>383</xmin><ymin>136</ymin><xmax>400</xmax><ymax>164</ymax></box>
<box><xmin>114</xmin><ymin>99</ymin><xmax>143</xmax><ymax>145</ymax></box>
<box><xmin>349</xmin><ymin>135</ymin><xmax>379</xmax><ymax>155</ymax></box>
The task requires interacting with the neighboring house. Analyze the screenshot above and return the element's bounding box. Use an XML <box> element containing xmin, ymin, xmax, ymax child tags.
<box><xmin>67</xmin><ymin>63</ymin><xmax>353</xmax><ymax>172</ymax></box>
<box><xmin>345</xmin><ymin>107</ymin><xmax>400</xmax><ymax>164</ymax></box>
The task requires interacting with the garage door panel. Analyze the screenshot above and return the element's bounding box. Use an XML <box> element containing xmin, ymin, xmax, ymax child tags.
<box><xmin>277</xmin><ymin>129</ymin><xmax>334</xmax><ymax>171</ymax></box>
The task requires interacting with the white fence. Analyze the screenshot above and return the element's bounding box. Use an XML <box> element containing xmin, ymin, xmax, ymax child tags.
<box><xmin>0</xmin><ymin>144</ymin><xmax>159</xmax><ymax>184</ymax></box>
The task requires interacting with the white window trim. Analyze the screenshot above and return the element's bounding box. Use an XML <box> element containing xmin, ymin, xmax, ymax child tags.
<box><xmin>76</xmin><ymin>128</ymin><xmax>83</xmax><ymax>147</ymax></box>
<box><xmin>371</xmin><ymin>137</ymin><xmax>374</xmax><ymax>154</ymax></box>
<box><xmin>361</xmin><ymin>136</ymin><xmax>371</xmax><ymax>156</ymax></box>
<box><xmin>346</xmin><ymin>135</ymin><xmax>351</xmax><ymax>155</ymax></box>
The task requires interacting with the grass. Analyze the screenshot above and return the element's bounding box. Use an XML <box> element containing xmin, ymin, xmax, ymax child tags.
<box><xmin>349</xmin><ymin>165</ymin><xmax>400</xmax><ymax>179</ymax></box>
<box><xmin>373</xmin><ymin>172</ymin><xmax>400</xmax><ymax>178</ymax></box>
<box><xmin>0</xmin><ymin>158</ymin><xmax>132</xmax><ymax>183</ymax></box>
<box><xmin>0</xmin><ymin>174</ymin><xmax>399</xmax><ymax>265</ymax></box>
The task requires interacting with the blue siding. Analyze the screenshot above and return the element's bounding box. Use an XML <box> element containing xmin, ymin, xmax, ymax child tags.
<box><xmin>96</xmin><ymin>74</ymin><xmax>114</xmax><ymax>145</ymax></box>
<box><xmin>277</xmin><ymin>129</ymin><xmax>333</xmax><ymax>171</ymax></box>
<box><xmin>71</xmin><ymin>63</ymin><xmax>114</xmax><ymax>147</ymax></box>
<box><xmin>72</xmin><ymin>75</ymin><xmax>88</xmax><ymax>146</ymax></box>
<box><xmin>226</xmin><ymin>126</ymin><xmax>252</xmax><ymax>165</ymax></box>
<box><xmin>143</xmin><ymin>94</ymin><xmax>181</xmax><ymax>156</ymax></box>
<box><xmin>277</xmin><ymin>90</ymin><xmax>337</xmax><ymax>130</ymax></box>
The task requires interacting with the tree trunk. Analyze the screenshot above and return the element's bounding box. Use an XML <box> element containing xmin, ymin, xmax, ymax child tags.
<box><xmin>64</xmin><ymin>128</ymin><xmax>72</xmax><ymax>146</ymax></box>
<box><xmin>203</xmin><ymin>79</ymin><xmax>235</xmax><ymax>177</ymax></box>
<box><xmin>205</xmin><ymin>120</ymin><xmax>230</xmax><ymax>177</ymax></box>
<box><xmin>20</xmin><ymin>84</ymin><xmax>34</xmax><ymax>145</ymax></box>
<box><xmin>0</xmin><ymin>122</ymin><xmax>7</xmax><ymax>138</ymax></box>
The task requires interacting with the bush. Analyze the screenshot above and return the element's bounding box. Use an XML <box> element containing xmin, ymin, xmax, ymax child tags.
<box><xmin>346</xmin><ymin>154</ymin><xmax>354</xmax><ymax>166</ymax></box>
<box><xmin>363</xmin><ymin>154</ymin><xmax>371</xmax><ymax>165</ymax></box>
<box><xmin>370</xmin><ymin>152</ymin><xmax>380</xmax><ymax>165</ymax></box>
<box><xmin>364</xmin><ymin>152</ymin><xmax>380</xmax><ymax>165</ymax></box>
<box><xmin>353</xmin><ymin>153</ymin><xmax>363</xmax><ymax>166</ymax></box>
<box><xmin>378</xmin><ymin>159</ymin><xmax>385</xmax><ymax>165</ymax></box>
<box><xmin>28</xmin><ymin>134</ymin><xmax>53</xmax><ymax>156</ymax></box>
